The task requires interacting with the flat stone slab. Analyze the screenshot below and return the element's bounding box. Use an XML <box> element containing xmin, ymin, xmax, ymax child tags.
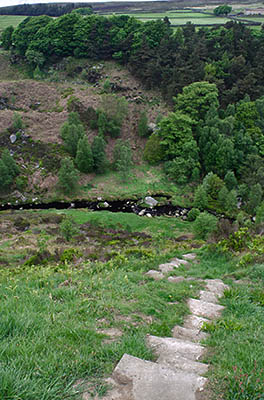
<box><xmin>205</xmin><ymin>279</ymin><xmax>228</xmax><ymax>296</ymax></box>
<box><xmin>167</xmin><ymin>276</ymin><xmax>185</xmax><ymax>283</ymax></box>
<box><xmin>113</xmin><ymin>354</ymin><xmax>207</xmax><ymax>400</ymax></box>
<box><xmin>145</xmin><ymin>270</ymin><xmax>164</xmax><ymax>280</ymax></box>
<box><xmin>182</xmin><ymin>253</ymin><xmax>197</xmax><ymax>260</ymax></box>
<box><xmin>170</xmin><ymin>257</ymin><xmax>189</xmax><ymax>266</ymax></box>
<box><xmin>188</xmin><ymin>298</ymin><xmax>225</xmax><ymax>319</ymax></box>
<box><xmin>199</xmin><ymin>290</ymin><xmax>219</xmax><ymax>304</ymax></box>
<box><xmin>158</xmin><ymin>263</ymin><xmax>175</xmax><ymax>273</ymax></box>
<box><xmin>156</xmin><ymin>352</ymin><xmax>209</xmax><ymax>376</ymax></box>
<box><xmin>146</xmin><ymin>335</ymin><xmax>206</xmax><ymax>361</ymax></box>
<box><xmin>184</xmin><ymin>315</ymin><xmax>209</xmax><ymax>330</ymax></box>
<box><xmin>172</xmin><ymin>325</ymin><xmax>208</xmax><ymax>343</ymax></box>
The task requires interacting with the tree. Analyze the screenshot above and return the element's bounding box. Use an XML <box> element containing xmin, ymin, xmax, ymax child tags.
<box><xmin>174</xmin><ymin>82</ymin><xmax>219</xmax><ymax>123</ymax></box>
<box><xmin>97</xmin><ymin>95</ymin><xmax>128</xmax><ymax>138</ymax></box>
<box><xmin>202</xmin><ymin>172</ymin><xmax>224</xmax><ymax>200</ymax></box>
<box><xmin>1</xmin><ymin>25</ymin><xmax>14</xmax><ymax>50</ymax></box>
<box><xmin>194</xmin><ymin>212</ymin><xmax>218</xmax><ymax>240</ymax></box>
<box><xmin>214</xmin><ymin>5</ymin><xmax>232</xmax><ymax>16</ymax></box>
<box><xmin>91</xmin><ymin>135</ymin><xmax>108</xmax><ymax>174</ymax></box>
<box><xmin>224</xmin><ymin>171</ymin><xmax>237</xmax><ymax>191</ymax></box>
<box><xmin>193</xmin><ymin>185</ymin><xmax>208</xmax><ymax>210</ymax></box>
<box><xmin>247</xmin><ymin>184</ymin><xmax>263</xmax><ymax>215</ymax></box>
<box><xmin>113</xmin><ymin>139</ymin><xmax>133</xmax><ymax>182</ymax></box>
<box><xmin>0</xmin><ymin>159</ymin><xmax>11</xmax><ymax>190</ymax></box>
<box><xmin>0</xmin><ymin>149</ymin><xmax>20</xmax><ymax>191</ymax></box>
<box><xmin>75</xmin><ymin>136</ymin><xmax>93</xmax><ymax>173</ymax></box>
<box><xmin>138</xmin><ymin>111</ymin><xmax>149</xmax><ymax>137</ymax></box>
<box><xmin>58</xmin><ymin>158</ymin><xmax>79</xmax><ymax>195</ymax></box>
<box><xmin>143</xmin><ymin>133</ymin><xmax>163</xmax><ymax>165</ymax></box>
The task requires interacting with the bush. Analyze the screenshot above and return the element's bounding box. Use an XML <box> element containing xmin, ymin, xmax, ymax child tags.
<box><xmin>187</xmin><ymin>208</ymin><xmax>200</xmax><ymax>221</ymax></box>
<box><xmin>138</xmin><ymin>111</ymin><xmax>149</xmax><ymax>137</ymax></box>
<box><xmin>113</xmin><ymin>139</ymin><xmax>133</xmax><ymax>182</ymax></box>
<box><xmin>60</xmin><ymin>217</ymin><xmax>80</xmax><ymax>241</ymax></box>
<box><xmin>143</xmin><ymin>134</ymin><xmax>163</xmax><ymax>165</ymax></box>
<box><xmin>194</xmin><ymin>212</ymin><xmax>218</xmax><ymax>240</ymax></box>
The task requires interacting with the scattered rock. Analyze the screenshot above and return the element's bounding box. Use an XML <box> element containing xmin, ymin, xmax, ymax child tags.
<box><xmin>10</xmin><ymin>134</ymin><xmax>17</xmax><ymax>143</ymax></box>
<box><xmin>145</xmin><ymin>270</ymin><xmax>164</xmax><ymax>280</ymax></box>
<box><xmin>144</xmin><ymin>196</ymin><xmax>158</xmax><ymax>207</ymax></box>
<box><xmin>159</xmin><ymin>263</ymin><xmax>175</xmax><ymax>273</ymax></box>
<box><xmin>182</xmin><ymin>253</ymin><xmax>196</xmax><ymax>260</ymax></box>
<box><xmin>167</xmin><ymin>276</ymin><xmax>185</xmax><ymax>283</ymax></box>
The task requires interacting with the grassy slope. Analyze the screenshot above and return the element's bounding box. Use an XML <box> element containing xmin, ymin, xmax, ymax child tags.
<box><xmin>0</xmin><ymin>209</ymin><xmax>263</xmax><ymax>399</ymax></box>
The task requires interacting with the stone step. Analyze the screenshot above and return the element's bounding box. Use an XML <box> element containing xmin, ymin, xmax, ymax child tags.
<box><xmin>159</xmin><ymin>263</ymin><xmax>175</xmax><ymax>273</ymax></box>
<box><xmin>145</xmin><ymin>270</ymin><xmax>164</xmax><ymax>280</ymax></box>
<box><xmin>167</xmin><ymin>276</ymin><xmax>185</xmax><ymax>283</ymax></box>
<box><xmin>156</xmin><ymin>352</ymin><xmax>209</xmax><ymax>376</ymax></box>
<box><xmin>182</xmin><ymin>253</ymin><xmax>197</xmax><ymax>260</ymax></box>
<box><xmin>184</xmin><ymin>315</ymin><xmax>209</xmax><ymax>330</ymax></box>
<box><xmin>112</xmin><ymin>353</ymin><xmax>207</xmax><ymax>400</ymax></box>
<box><xmin>205</xmin><ymin>279</ymin><xmax>228</xmax><ymax>296</ymax></box>
<box><xmin>172</xmin><ymin>325</ymin><xmax>208</xmax><ymax>343</ymax></box>
<box><xmin>146</xmin><ymin>335</ymin><xmax>206</xmax><ymax>361</ymax></box>
<box><xmin>199</xmin><ymin>290</ymin><xmax>219</xmax><ymax>304</ymax></box>
<box><xmin>188</xmin><ymin>298</ymin><xmax>225</xmax><ymax>319</ymax></box>
<box><xmin>170</xmin><ymin>257</ymin><xmax>189</xmax><ymax>266</ymax></box>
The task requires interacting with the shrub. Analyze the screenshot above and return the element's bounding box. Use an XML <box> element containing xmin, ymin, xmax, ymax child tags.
<box><xmin>59</xmin><ymin>216</ymin><xmax>80</xmax><ymax>241</ymax></box>
<box><xmin>138</xmin><ymin>111</ymin><xmax>149</xmax><ymax>137</ymax></box>
<box><xmin>113</xmin><ymin>139</ymin><xmax>133</xmax><ymax>182</ymax></box>
<box><xmin>143</xmin><ymin>133</ymin><xmax>163</xmax><ymax>165</ymax></box>
<box><xmin>193</xmin><ymin>212</ymin><xmax>218</xmax><ymax>240</ymax></box>
<box><xmin>187</xmin><ymin>208</ymin><xmax>200</xmax><ymax>221</ymax></box>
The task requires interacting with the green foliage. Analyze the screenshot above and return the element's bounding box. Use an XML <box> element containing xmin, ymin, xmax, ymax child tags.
<box><xmin>174</xmin><ymin>82</ymin><xmax>219</xmax><ymax>122</ymax></box>
<box><xmin>224</xmin><ymin>171</ymin><xmax>237</xmax><ymax>191</ymax></box>
<box><xmin>1</xmin><ymin>25</ymin><xmax>14</xmax><ymax>49</ymax></box>
<box><xmin>75</xmin><ymin>136</ymin><xmax>93</xmax><ymax>173</ymax></box>
<box><xmin>143</xmin><ymin>134</ymin><xmax>163</xmax><ymax>165</ymax></box>
<box><xmin>91</xmin><ymin>135</ymin><xmax>108</xmax><ymax>174</ymax></box>
<box><xmin>113</xmin><ymin>139</ymin><xmax>133</xmax><ymax>182</ymax></box>
<box><xmin>57</xmin><ymin>158</ymin><xmax>79</xmax><ymax>195</ymax></box>
<box><xmin>12</xmin><ymin>112</ymin><xmax>25</xmax><ymax>133</ymax></box>
<box><xmin>193</xmin><ymin>212</ymin><xmax>218</xmax><ymax>240</ymax></box>
<box><xmin>247</xmin><ymin>184</ymin><xmax>263</xmax><ymax>215</ymax></box>
<box><xmin>73</xmin><ymin>7</ymin><xmax>93</xmax><ymax>15</ymax></box>
<box><xmin>187</xmin><ymin>208</ymin><xmax>200</xmax><ymax>222</ymax></box>
<box><xmin>0</xmin><ymin>149</ymin><xmax>20</xmax><ymax>191</ymax></box>
<box><xmin>213</xmin><ymin>5</ymin><xmax>232</xmax><ymax>15</ymax></box>
<box><xmin>193</xmin><ymin>185</ymin><xmax>208</xmax><ymax>210</ymax></box>
<box><xmin>158</xmin><ymin>111</ymin><xmax>200</xmax><ymax>183</ymax></box>
<box><xmin>97</xmin><ymin>95</ymin><xmax>128</xmax><ymax>138</ymax></box>
<box><xmin>25</xmin><ymin>49</ymin><xmax>45</xmax><ymax>66</ymax></box>
<box><xmin>202</xmin><ymin>172</ymin><xmax>224</xmax><ymax>200</ymax></box>
<box><xmin>137</xmin><ymin>111</ymin><xmax>149</xmax><ymax>138</ymax></box>
<box><xmin>59</xmin><ymin>216</ymin><xmax>80</xmax><ymax>241</ymax></box>
<box><xmin>60</xmin><ymin>113</ymin><xmax>85</xmax><ymax>157</ymax></box>
<box><xmin>255</xmin><ymin>202</ymin><xmax>264</xmax><ymax>226</ymax></box>
<box><xmin>218</xmin><ymin>228</ymin><xmax>250</xmax><ymax>252</ymax></box>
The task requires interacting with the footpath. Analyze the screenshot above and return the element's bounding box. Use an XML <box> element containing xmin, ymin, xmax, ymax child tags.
<box><xmin>86</xmin><ymin>253</ymin><xmax>228</xmax><ymax>400</ymax></box>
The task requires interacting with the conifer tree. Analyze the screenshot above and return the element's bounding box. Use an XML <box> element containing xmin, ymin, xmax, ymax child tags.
<box><xmin>58</xmin><ymin>158</ymin><xmax>79</xmax><ymax>194</ymax></box>
<box><xmin>91</xmin><ymin>135</ymin><xmax>108</xmax><ymax>174</ymax></box>
<box><xmin>75</xmin><ymin>136</ymin><xmax>93</xmax><ymax>173</ymax></box>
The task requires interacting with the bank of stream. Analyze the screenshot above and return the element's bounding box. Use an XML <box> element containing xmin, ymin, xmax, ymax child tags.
<box><xmin>0</xmin><ymin>197</ymin><xmax>190</xmax><ymax>218</ymax></box>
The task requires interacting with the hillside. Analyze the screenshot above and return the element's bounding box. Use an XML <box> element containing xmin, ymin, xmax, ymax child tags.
<box><xmin>0</xmin><ymin>8</ymin><xmax>264</xmax><ymax>400</ymax></box>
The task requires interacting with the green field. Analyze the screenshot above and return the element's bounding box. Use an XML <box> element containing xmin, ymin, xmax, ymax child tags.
<box><xmin>0</xmin><ymin>15</ymin><xmax>26</xmax><ymax>32</ymax></box>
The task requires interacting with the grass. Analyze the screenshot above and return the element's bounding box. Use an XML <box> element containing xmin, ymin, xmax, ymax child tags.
<box><xmin>0</xmin><ymin>208</ymin><xmax>200</xmax><ymax>400</ymax></box>
<box><xmin>0</xmin><ymin>208</ymin><xmax>263</xmax><ymax>399</ymax></box>
<box><xmin>0</xmin><ymin>15</ymin><xmax>26</xmax><ymax>32</ymax></box>
<box><xmin>78</xmin><ymin>164</ymin><xmax>192</xmax><ymax>207</ymax></box>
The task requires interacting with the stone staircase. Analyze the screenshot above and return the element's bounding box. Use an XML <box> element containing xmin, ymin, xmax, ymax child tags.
<box><xmin>84</xmin><ymin>254</ymin><xmax>228</xmax><ymax>400</ymax></box>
